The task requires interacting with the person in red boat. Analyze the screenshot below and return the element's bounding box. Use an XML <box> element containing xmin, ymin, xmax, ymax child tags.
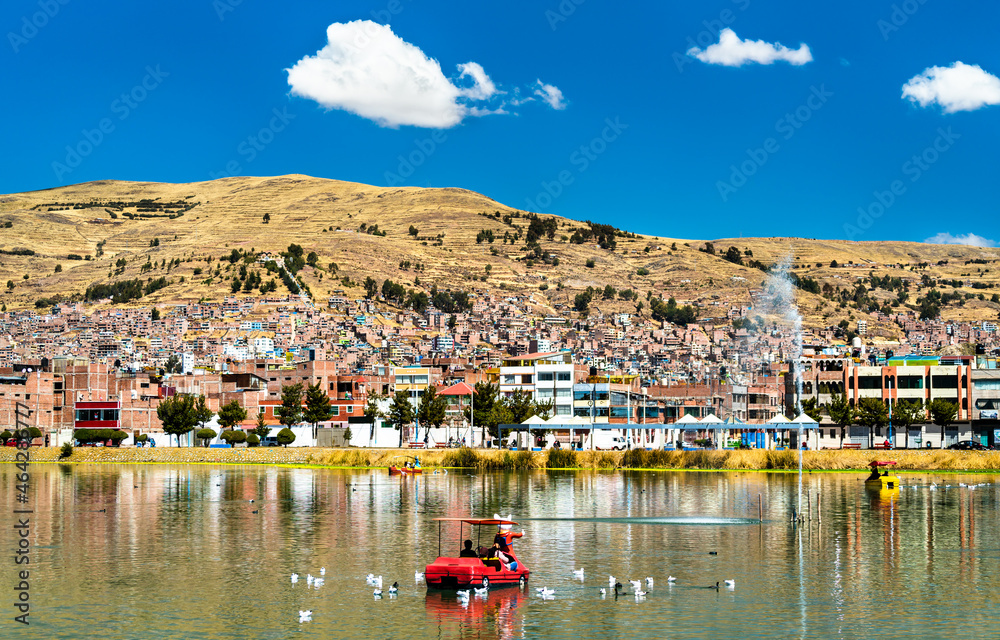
<box><xmin>494</xmin><ymin>516</ymin><xmax>523</xmax><ymax>553</ymax></box>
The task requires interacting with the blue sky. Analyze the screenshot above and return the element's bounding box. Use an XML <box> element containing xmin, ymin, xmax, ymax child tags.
<box><xmin>3</xmin><ymin>0</ymin><xmax>998</xmax><ymax>245</ymax></box>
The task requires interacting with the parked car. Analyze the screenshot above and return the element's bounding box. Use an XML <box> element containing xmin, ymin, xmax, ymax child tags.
<box><xmin>949</xmin><ymin>441</ymin><xmax>987</xmax><ymax>450</ymax></box>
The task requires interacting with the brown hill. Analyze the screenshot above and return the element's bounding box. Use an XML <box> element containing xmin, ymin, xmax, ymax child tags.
<box><xmin>1</xmin><ymin>175</ymin><xmax>998</xmax><ymax>336</ymax></box>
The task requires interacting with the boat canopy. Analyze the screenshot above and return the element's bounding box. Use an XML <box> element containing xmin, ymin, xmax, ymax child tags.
<box><xmin>433</xmin><ymin>517</ymin><xmax>518</xmax><ymax>527</ymax></box>
<box><xmin>868</xmin><ymin>460</ymin><xmax>897</xmax><ymax>467</ymax></box>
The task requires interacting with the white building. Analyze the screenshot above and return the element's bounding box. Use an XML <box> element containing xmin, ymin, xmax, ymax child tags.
<box><xmin>495</xmin><ymin>351</ymin><xmax>576</xmax><ymax>417</ymax></box>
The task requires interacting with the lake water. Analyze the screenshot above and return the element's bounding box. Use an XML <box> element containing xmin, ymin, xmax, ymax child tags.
<box><xmin>4</xmin><ymin>465</ymin><xmax>999</xmax><ymax>639</ymax></box>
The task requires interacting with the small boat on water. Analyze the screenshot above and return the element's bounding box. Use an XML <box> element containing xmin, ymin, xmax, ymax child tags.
<box><xmin>389</xmin><ymin>465</ymin><xmax>423</xmax><ymax>476</ymax></box>
<box><xmin>425</xmin><ymin>517</ymin><xmax>530</xmax><ymax>590</ymax></box>
<box><xmin>865</xmin><ymin>460</ymin><xmax>900</xmax><ymax>491</ymax></box>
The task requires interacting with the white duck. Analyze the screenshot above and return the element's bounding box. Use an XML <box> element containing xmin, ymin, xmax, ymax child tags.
<box><xmin>667</xmin><ymin>576</ymin><xmax>676</xmax><ymax>583</ymax></box>
<box><xmin>573</xmin><ymin>568</ymin><xmax>585</xmax><ymax>580</ymax></box>
<box><xmin>646</xmin><ymin>577</ymin><xmax>654</xmax><ymax>587</ymax></box>
<box><xmin>290</xmin><ymin>573</ymin><xmax>299</xmax><ymax>584</ymax></box>
<box><xmin>299</xmin><ymin>610</ymin><xmax>312</xmax><ymax>623</ymax></box>
<box><xmin>306</xmin><ymin>574</ymin><xmax>314</xmax><ymax>587</ymax></box>
<box><xmin>608</xmin><ymin>575</ymin><xmax>617</xmax><ymax>586</ymax></box>
<box><xmin>313</xmin><ymin>578</ymin><xmax>324</xmax><ymax>588</ymax></box>
<box><xmin>536</xmin><ymin>587</ymin><xmax>555</xmax><ymax>597</ymax></box>
<box><xmin>320</xmin><ymin>567</ymin><xmax>326</xmax><ymax>576</ymax></box>
<box><xmin>724</xmin><ymin>579</ymin><xmax>735</xmax><ymax>588</ymax></box>
<box><xmin>373</xmin><ymin>589</ymin><xmax>383</xmax><ymax>598</ymax></box>
<box><xmin>415</xmin><ymin>571</ymin><xmax>425</xmax><ymax>583</ymax></box>
<box><xmin>388</xmin><ymin>582</ymin><xmax>398</xmax><ymax>594</ymax></box>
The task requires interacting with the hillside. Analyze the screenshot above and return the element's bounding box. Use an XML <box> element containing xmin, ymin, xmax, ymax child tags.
<box><xmin>1</xmin><ymin>175</ymin><xmax>998</xmax><ymax>337</ymax></box>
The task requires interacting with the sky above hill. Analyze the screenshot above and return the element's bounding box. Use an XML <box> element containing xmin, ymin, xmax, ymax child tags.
<box><xmin>3</xmin><ymin>0</ymin><xmax>998</xmax><ymax>245</ymax></box>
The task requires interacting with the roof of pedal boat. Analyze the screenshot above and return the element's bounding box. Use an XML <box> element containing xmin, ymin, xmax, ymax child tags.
<box><xmin>433</xmin><ymin>517</ymin><xmax>518</xmax><ymax>526</ymax></box>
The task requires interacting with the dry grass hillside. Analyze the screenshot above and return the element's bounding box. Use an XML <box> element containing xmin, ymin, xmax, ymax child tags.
<box><xmin>0</xmin><ymin>175</ymin><xmax>998</xmax><ymax>335</ymax></box>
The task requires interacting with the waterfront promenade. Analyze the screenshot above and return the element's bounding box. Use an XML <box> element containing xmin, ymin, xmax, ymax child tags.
<box><xmin>5</xmin><ymin>446</ymin><xmax>1000</xmax><ymax>471</ymax></box>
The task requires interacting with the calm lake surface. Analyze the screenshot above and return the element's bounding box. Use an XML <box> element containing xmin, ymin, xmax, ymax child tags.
<box><xmin>4</xmin><ymin>464</ymin><xmax>999</xmax><ymax>639</ymax></box>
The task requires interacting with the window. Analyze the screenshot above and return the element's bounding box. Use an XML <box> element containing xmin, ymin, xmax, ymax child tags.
<box><xmin>555</xmin><ymin>388</ymin><xmax>572</xmax><ymax>398</ymax></box>
<box><xmin>976</xmin><ymin>399</ymin><xmax>999</xmax><ymax>410</ymax></box>
<box><xmin>555</xmin><ymin>405</ymin><xmax>571</xmax><ymax>416</ymax></box>
<box><xmin>503</xmin><ymin>375</ymin><xmax>515</xmax><ymax>384</ymax></box>
<box><xmin>332</xmin><ymin>406</ymin><xmax>339</xmax><ymax>416</ymax></box>
<box><xmin>574</xmin><ymin>391</ymin><xmax>593</xmax><ymax>402</ymax></box>
<box><xmin>557</xmin><ymin>372</ymin><xmax>572</xmax><ymax>382</ymax></box>
<box><xmin>521</xmin><ymin>375</ymin><xmax>533</xmax><ymax>384</ymax></box>
<box><xmin>973</xmin><ymin>379</ymin><xmax>1000</xmax><ymax>391</ymax></box>
<box><xmin>536</xmin><ymin>388</ymin><xmax>554</xmax><ymax>398</ymax></box>
<box><xmin>538</xmin><ymin>372</ymin><xmax>554</xmax><ymax>382</ymax></box>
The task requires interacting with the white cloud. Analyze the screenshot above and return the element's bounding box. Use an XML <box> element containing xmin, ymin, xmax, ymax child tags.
<box><xmin>687</xmin><ymin>28</ymin><xmax>812</xmax><ymax>67</ymax></box>
<box><xmin>286</xmin><ymin>21</ymin><xmax>564</xmax><ymax>128</ymax></box>
<box><xmin>924</xmin><ymin>232</ymin><xmax>997</xmax><ymax>248</ymax></box>
<box><xmin>533</xmin><ymin>80</ymin><xmax>566</xmax><ymax>110</ymax></box>
<box><xmin>902</xmin><ymin>61</ymin><xmax>1000</xmax><ymax>113</ymax></box>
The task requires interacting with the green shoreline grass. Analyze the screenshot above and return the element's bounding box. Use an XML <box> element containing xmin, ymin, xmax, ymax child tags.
<box><xmin>6</xmin><ymin>446</ymin><xmax>1000</xmax><ymax>473</ymax></box>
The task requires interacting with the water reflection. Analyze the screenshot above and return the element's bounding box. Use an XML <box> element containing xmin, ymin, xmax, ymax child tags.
<box><xmin>4</xmin><ymin>466</ymin><xmax>1000</xmax><ymax>639</ymax></box>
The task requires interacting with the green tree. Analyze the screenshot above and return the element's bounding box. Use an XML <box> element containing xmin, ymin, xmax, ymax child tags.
<box><xmin>253</xmin><ymin>410</ymin><xmax>272</xmax><ymax>441</ymax></box>
<box><xmin>246</xmin><ymin>433</ymin><xmax>261</xmax><ymax>447</ymax></box>
<box><xmin>463</xmin><ymin>382</ymin><xmax>501</xmax><ymax>443</ymax></box>
<box><xmin>193</xmin><ymin>395</ymin><xmax>213</xmax><ymax>432</ymax></box>
<box><xmin>275</xmin><ymin>383</ymin><xmax>304</xmax><ymax>427</ymax></box>
<box><xmin>891</xmin><ymin>399</ymin><xmax>924</xmax><ymax>449</ymax></box>
<box><xmin>276</xmin><ymin>426</ymin><xmax>296</xmax><ymax>447</ymax></box>
<box><xmin>827</xmin><ymin>393</ymin><xmax>854</xmax><ymax>447</ymax></box>
<box><xmin>218</xmin><ymin>400</ymin><xmax>248</xmax><ymax>431</ymax></box>
<box><xmin>221</xmin><ymin>429</ymin><xmax>247</xmax><ymax>447</ymax></box>
<box><xmin>929</xmin><ymin>398</ymin><xmax>958</xmax><ymax>449</ymax></box>
<box><xmin>303</xmin><ymin>382</ymin><xmax>332</xmax><ymax>430</ymax></box>
<box><xmin>800</xmin><ymin>397</ymin><xmax>823</xmax><ymax>422</ymax></box>
<box><xmin>364</xmin><ymin>276</ymin><xmax>378</xmax><ymax>299</ymax></box>
<box><xmin>196</xmin><ymin>428</ymin><xmax>217</xmax><ymax>447</ymax></box>
<box><xmin>157</xmin><ymin>394</ymin><xmax>197</xmax><ymax>447</ymax></box>
<box><xmin>417</xmin><ymin>385</ymin><xmax>447</xmax><ymax>433</ymax></box>
<box><xmin>388</xmin><ymin>390</ymin><xmax>416</xmax><ymax>447</ymax></box>
<box><xmin>856</xmin><ymin>397</ymin><xmax>889</xmax><ymax>448</ymax></box>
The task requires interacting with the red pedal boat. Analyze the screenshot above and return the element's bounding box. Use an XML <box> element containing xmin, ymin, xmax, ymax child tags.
<box><xmin>388</xmin><ymin>465</ymin><xmax>423</xmax><ymax>476</ymax></box>
<box><xmin>425</xmin><ymin>518</ymin><xmax>530</xmax><ymax>590</ymax></box>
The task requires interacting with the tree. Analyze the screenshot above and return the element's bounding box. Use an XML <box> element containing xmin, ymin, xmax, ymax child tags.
<box><xmin>417</xmin><ymin>386</ymin><xmax>447</xmax><ymax>435</ymax></box>
<box><xmin>800</xmin><ymin>397</ymin><xmax>823</xmax><ymax>422</ymax></box>
<box><xmin>275</xmin><ymin>383</ymin><xmax>304</xmax><ymax>427</ymax></box>
<box><xmin>388</xmin><ymin>390</ymin><xmax>416</xmax><ymax>447</ymax></box>
<box><xmin>827</xmin><ymin>393</ymin><xmax>854</xmax><ymax>447</ymax></box>
<box><xmin>262</xmin><ymin>212</ymin><xmax>270</xmax><ymax>224</ymax></box>
<box><xmin>247</xmin><ymin>433</ymin><xmax>260</xmax><ymax>447</ymax></box>
<box><xmin>304</xmin><ymin>382</ymin><xmax>332</xmax><ymax>430</ymax></box>
<box><xmin>220</xmin><ymin>429</ymin><xmax>247</xmax><ymax>447</ymax></box>
<box><xmin>342</xmin><ymin>425</ymin><xmax>353</xmax><ymax>446</ymax></box>
<box><xmin>196</xmin><ymin>428</ymin><xmax>217</xmax><ymax>447</ymax></box>
<box><xmin>364</xmin><ymin>276</ymin><xmax>378</xmax><ymax>299</ymax></box>
<box><xmin>892</xmin><ymin>399</ymin><xmax>924</xmax><ymax>449</ymax></box>
<box><xmin>157</xmin><ymin>394</ymin><xmax>197</xmax><ymax>447</ymax></box>
<box><xmin>363</xmin><ymin>394</ymin><xmax>383</xmax><ymax>442</ymax></box>
<box><xmin>218</xmin><ymin>400</ymin><xmax>248</xmax><ymax>431</ymax></box>
<box><xmin>151</xmin><ymin>307</ymin><xmax>160</xmax><ymax>321</ymax></box>
<box><xmin>253</xmin><ymin>410</ymin><xmax>271</xmax><ymax>441</ymax></box>
<box><xmin>409</xmin><ymin>225</ymin><xmax>419</xmax><ymax>237</ymax></box>
<box><xmin>164</xmin><ymin>354</ymin><xmax>183</xmax><ymax>374</ymax></box>
<box><xmin>464</xmin><ymin>382</ymin><xmax>501</xmax><ymax>444</ymax></box>
<box><xmin>193</xmin><ymin>395</ymin><xmax>213</xmax><ymax>432</ymax></box>
<box><xmin>856</xmin><ymin>397</ymin><xmax>889</xmax><ymax>448</ymax></box>
<box><xmin>276</xmin><ymin>427</ymin><xmax>296</xmax><ymax>447</ymax></box>
<box><xmin>929</xmin><ymin>399</ymin><xmax>958</xmax><ymax>448</ymax></box>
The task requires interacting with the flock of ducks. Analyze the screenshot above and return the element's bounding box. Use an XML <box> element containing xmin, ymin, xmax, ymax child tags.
<box><xmin>295</xmin><ymin>559</ymin><xmax>739</xmax><ymax>621</ymax></box>
<box><xmin>922</xmin><ymin>482</ymin><xmax>989</xmax><ymax>491</ymax></box>
<box><xmin>292</xmin><ymin>567</ymin><xmax>326</xmax><ymax>623</ymax></box>
<box><xmin>535</xmin><ymin>567</ymin><xmax>734</xmax><ymax>602</ymax></box>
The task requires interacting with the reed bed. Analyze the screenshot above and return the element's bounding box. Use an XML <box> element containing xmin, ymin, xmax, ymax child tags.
<box><xmin>8</xmin><ymin>446</ymin><xmax>1000</xmax><ymax>472</ymax></box>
